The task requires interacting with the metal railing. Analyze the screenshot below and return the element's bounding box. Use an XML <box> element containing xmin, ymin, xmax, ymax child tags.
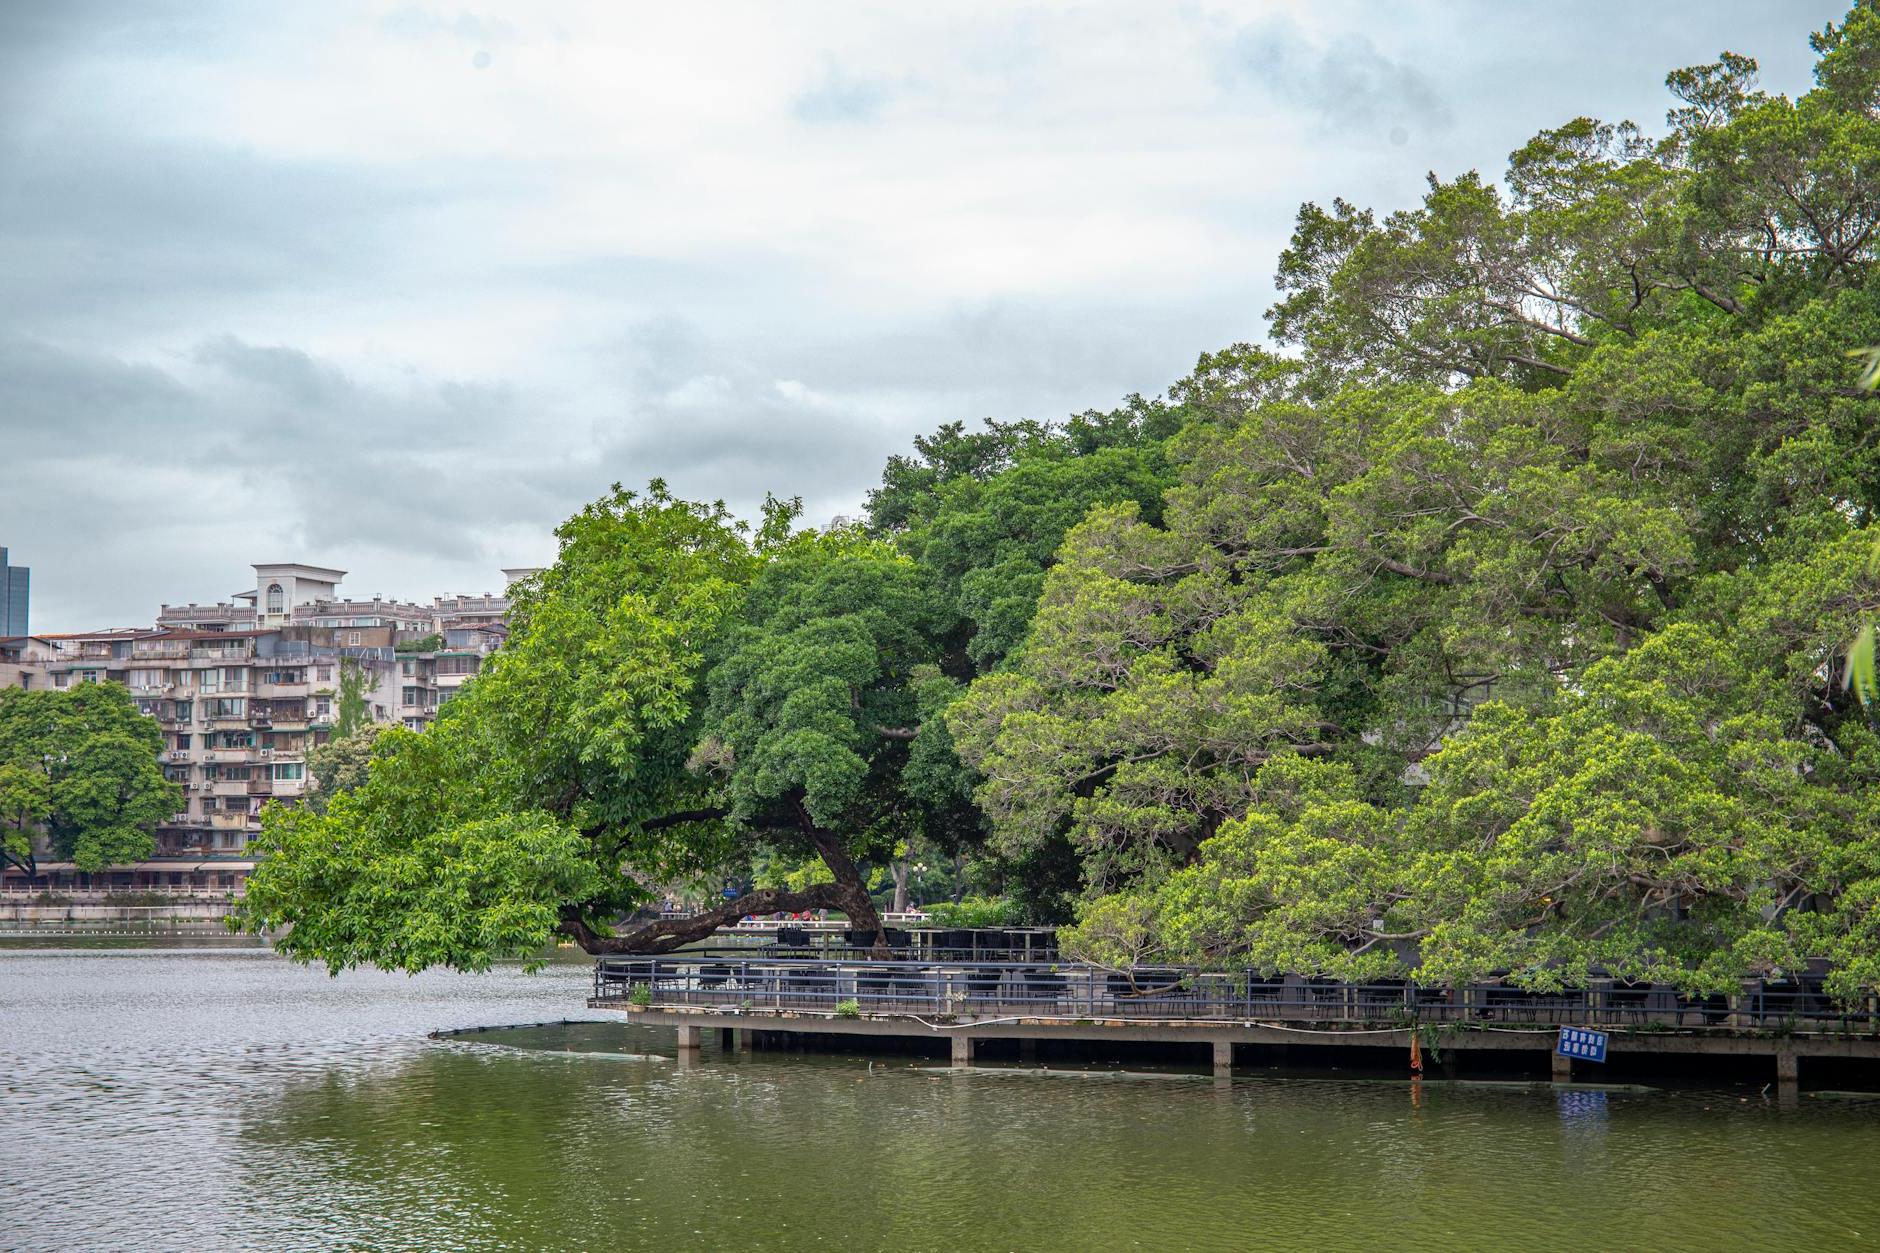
<box><xmin>592</xmin><ymin>957</ymin><xmax>1880</xmax><ymax>1034</ymax></box>
<box><xmin>0</xmin><ymin>885</ymin><xmax>245</xmax><ymax>900</ymax></box>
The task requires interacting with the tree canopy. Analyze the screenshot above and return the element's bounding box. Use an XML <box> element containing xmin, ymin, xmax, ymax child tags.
<box><xmin>0</xmin><ymin>683</ymin><xmax>179</xmax><ymax>875</ymax></box>
<box><xmin>963</xmin><ymin>10</ymin><xmax>1880</xmax><ymax>994</ymax></box>
<box><xmin>242</xmin><ymin>6</ymin><xmax>1880</xmax><ymax>996</ymax></box>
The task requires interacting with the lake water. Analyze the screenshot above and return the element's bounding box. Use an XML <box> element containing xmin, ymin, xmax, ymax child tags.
<box><xmin>2</xmin><ymin>940</ymin><xmax>1877</xmax><ymax>1251</ymax></box>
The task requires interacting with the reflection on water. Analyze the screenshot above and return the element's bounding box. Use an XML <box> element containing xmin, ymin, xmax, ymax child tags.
<box><xmin>2</xmin><ymin>945</ymin><xmax>1877</xmax><ymax>1251</ymax></box>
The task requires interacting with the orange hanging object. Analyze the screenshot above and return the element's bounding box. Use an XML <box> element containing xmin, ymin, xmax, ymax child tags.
<box><xmin>1409</xmin><ymin>1029</ymin><xmax>1423</xmax><ymax>1076</ymax></box>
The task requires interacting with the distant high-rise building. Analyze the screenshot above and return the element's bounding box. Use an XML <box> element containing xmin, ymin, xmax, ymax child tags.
<box><xmin>0</xmin><ymin>548</ymin><xmax>28</xmax><ymax>637</ymax></box>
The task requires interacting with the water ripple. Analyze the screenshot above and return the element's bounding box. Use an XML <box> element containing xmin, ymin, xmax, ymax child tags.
<box><xmin>3</xmin><ymin>945</ymin><xmax>1877</xmax><ymax>1251</ymax></box>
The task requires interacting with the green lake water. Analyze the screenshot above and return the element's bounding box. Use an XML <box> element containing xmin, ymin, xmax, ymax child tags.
<box><xmin>2</xmin><ymin>941</ymin><xmax>1877</xmax><ymax>1251</ymax></box>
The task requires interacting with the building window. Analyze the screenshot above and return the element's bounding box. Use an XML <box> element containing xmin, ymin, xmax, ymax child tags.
<box><xmin>273</xmin><ymin>763</ymin><xmax>304</xmax><ymax>781</ymax></box>
<box><xmin>53</xmin><ymin>672</ymin><xmax>69</xmax><ymax>688</ymax></box>
<box><xmin>266</xmin><ymin>583</ymin><xmax>285</xmax><ymax>614</ymax></box>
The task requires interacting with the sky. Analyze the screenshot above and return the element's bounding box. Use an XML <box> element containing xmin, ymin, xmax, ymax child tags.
<box><xmin>0</xmin><ymin>0</ymin><xmax>1851</xmax><ymax>630</ymax></box>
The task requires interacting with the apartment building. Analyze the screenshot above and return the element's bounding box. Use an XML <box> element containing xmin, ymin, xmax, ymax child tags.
<box><xmin>2</xmin><ymin>561</ymin><xmax>518</xmax><ymax>900</ymax></box>
<box><xmin>0</xmin><ymin>634</ymin><xmax>54</xmax><ymax>689</ymax></box>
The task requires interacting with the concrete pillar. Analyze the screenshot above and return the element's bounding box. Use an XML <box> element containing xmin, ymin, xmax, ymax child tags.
<box><xmin>737</xmin><ymin>1028</ymin><xmax>752</xmax><ymax>1054</ymax></box>
<box><xmin>676</xmin><ymin>1023</ymin><xmax>701</xmax><ymax>1055</ymax></box>
<box><xmin>951</xmin><ymin>1034</ymin><xmax>974</xmax><ymax>1067</ymax></box>
<box><xmin>1552</xmin><ymin>1050</ymin><xmax>1572</xmax><ymax>1082</ymax></box>
<box><xmin>1212</xmin><ymin>1040</ymin><xmax>1233</xmax><ymax>1077</ymax></box>
<box><xmin>1776</xmin><ymin>1049</ymin><xmax>1800</xmax><ymax>1086</ymax></box>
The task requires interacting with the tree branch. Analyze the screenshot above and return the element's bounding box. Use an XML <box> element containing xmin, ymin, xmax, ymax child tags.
<box><xmin>638</xmin><ymin>808</ymin><xmax>729</xmax><ymax>833</ymax></box>
<box><xmin>558</xmin><ymin>883</ymin><xmax>859</xmax><ymax>955</ymax></box>
<box><xmin>1371</xmin><ymin>555</ymin><xmax>1461</xmax><ymax>585</ymax></box>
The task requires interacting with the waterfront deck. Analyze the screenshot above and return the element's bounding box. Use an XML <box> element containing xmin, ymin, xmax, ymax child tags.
<box><xmin>590</xmin><ymin>955</ymin><xmax>1880</xmax><ymax>1085</ymax></box>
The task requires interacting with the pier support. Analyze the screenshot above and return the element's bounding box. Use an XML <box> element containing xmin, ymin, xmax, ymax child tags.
<box><xmin>1212</xmin><ymin>1040</ymin><xmax>1233</xmax><ymax>1078</ymax></box>
<box><xmin>1551</xmin><ymin>1051</ymin><xmax>1572</xmax><ymax>1083</ymax></box>
<box><xmin>675</xmin><ymin>1023</ymin><xmax>701</xmax><ymax>1056</ymax></box>
<box><xmin>951</xmin><ymin>1035</ymin><xmax>974</xmax><ymax>1067</ymax></box>
<box><xmin>1776</xmin><ymin>1049</ymin><xmax>1799</xmax><ymax>1088</ymax></box>
<box><xmin>737</xmin><ymin>1028</ymin><xmax>752</xmax><ymax>1054</ymax></box>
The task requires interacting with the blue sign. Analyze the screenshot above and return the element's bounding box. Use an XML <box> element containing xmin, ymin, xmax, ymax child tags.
<box><xmin>722</xmin><ymin>887</ymin><xmax>740</xmax><ymax>899</ymax></box>
<box><xmin>1557</xmin><ymin>1027</ymin><xmax>1608</xmax><ymax>1063</ymax></box>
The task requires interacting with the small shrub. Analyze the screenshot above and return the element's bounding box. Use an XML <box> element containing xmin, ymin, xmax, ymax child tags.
<box><xmin>627</xmin><ymin>983</ymin><xmax>654</xmax><ymax>1007</ymax></box>
<box><xmin>835</xmin><ymin>997</ymin><xmax>862</xmax><ymax>1019</ymax></box>
<box><xmin>920</xmin><ymin>895</ymin><xmax>1023</xmax><ymax>928</ymax></box>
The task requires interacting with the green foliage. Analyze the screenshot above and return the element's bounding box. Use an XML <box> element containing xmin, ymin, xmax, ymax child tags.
<box><xmin>978</xmin><ymin>8</ymin><xmax>1880</xmax><ymax>996</ymax></box>
<box><xmin>1845</xmin><ymin>333</ymin><xmax>1880</xmax><ymax>706</ymax></box>
<box><xmin>834</xmin><ymin>997</ymin><xmax>861</xmax><ymax>1018</ymax></box>
<box><xmin>627</xmin><ymin>983</ymin><xmax>653</xmax><ymax>1007</ymax></box>
<box><xmin>875</xmin><ymin>401</ymin><xmax>1180</xmax><ymax>671</ymax></box>
<box><xmin>0</xmin><ymin>683</ymin><xmax>180</xmax><ymax>872</ymax></box>
<box><xmin>240</xmin><ymin>482</ymin><xmax>760</xmax><ymax>969</ymax></box>
<box><xmin>305</xmin><ymin>723</ymin><xmax>382</xmax><ymax>816</ymax></box>
<box><xmin>751</xmin><ymin>849</ymin><xmax>835</xmax><ymax>894</ymax></box>
<box><xmin>918</xmin><ymin>895</ymin><xmax>1022</xmax><ymax>928</ymax></box>
<box><xmin>699</xmin><ymin>527</ymin><xmax>944</xmax><ymax>837</ymax></box>
<box><xmin>240</xmin><ymin>722</ymin><xmax>603</xmax><ymax>975</ymax></box>
<box><xmin>333</xmin><ymin>657</ymin><xmax>371</xmax><ymax>738</ymax></box>
<box><xmin>395</xmin><ymin>633</ymin><xmax>444</xmax><ymax>654</ymax></box>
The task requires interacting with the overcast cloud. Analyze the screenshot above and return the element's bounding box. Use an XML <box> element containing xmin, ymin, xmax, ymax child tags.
<box><xmin>0</xmin><ymin>0</ymin><xmax>1846</xmax><ymax>627</ymax></box>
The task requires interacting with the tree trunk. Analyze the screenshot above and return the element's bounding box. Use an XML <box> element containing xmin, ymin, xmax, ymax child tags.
<box><xmin>890</xmin><ymin>857</ymin><xmax>910</xmax><ymax>915</ymax></box>
<box><xmin>559</xmin><ymin>882</ymin><xmax>860</xmax><ymax>955</ymax></box>
<box><xmin>796</xmin><ymin>799</ymin><xmax>891</xmax><ymax>958</ymax></box>
<box><xmin>558</xmin><ymin>800</ymin><xmax>893</xmax><ymax>958</ymax></box>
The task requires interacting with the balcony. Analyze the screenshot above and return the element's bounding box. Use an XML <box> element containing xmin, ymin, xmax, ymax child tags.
<box><xmin>246</xmin><ymin>779</ymin><xmax>274</xmax><ymax>796</ymax></box>
<box><xmin>208</xmin><ymin>812</ymin><xmax>251</xmax><ymax>830</ymax></box>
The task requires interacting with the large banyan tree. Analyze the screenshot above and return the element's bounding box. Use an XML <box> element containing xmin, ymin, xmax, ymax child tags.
<box><xmin>240</xmin><ymin>486</ymin><xmax>959</xmax><ymax>966</ymax></box>
<box><xmin>951</xmin><ymin>8</ymin><xmax>1880</xmax><ymax>997</ymax></box>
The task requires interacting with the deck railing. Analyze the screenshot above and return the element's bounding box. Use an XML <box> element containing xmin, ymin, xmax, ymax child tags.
<box><xmin>592</xmin><ymin>956</ymin><xmax>1879</xmax><ymax>1034</ymax></box>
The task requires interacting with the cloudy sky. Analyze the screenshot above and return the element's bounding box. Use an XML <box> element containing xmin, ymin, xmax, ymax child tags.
<box><xmin>0</xmin><ymin>1</ymin><xmax>1847</xmax><ymax>629</ymax></box>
